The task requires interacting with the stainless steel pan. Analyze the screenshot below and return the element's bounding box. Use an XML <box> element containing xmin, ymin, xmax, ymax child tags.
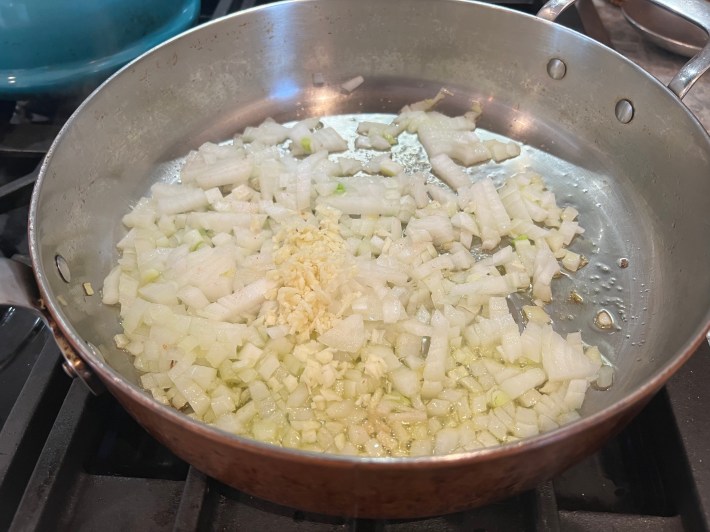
<box><xmin>2</xmin><ymin>0</ymin><xmax>710</xmax><ymax>518</ymax></box>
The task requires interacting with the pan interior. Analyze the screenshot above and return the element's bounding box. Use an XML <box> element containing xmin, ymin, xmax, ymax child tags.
<box><xmin>33</xmin><ymin>0</ymin><xmax>710</xmax><ymax>444</ymax></box>
<box><xmin>45</xmin><ymin>82</ymin><xmax>657</xmax><ymax>417</ymax></box>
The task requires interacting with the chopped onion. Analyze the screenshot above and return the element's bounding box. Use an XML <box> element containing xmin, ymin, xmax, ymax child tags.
<box><xmin>103</xmin><ymin>95</ymin><xmax>607</xmax><ymax>458</ymax></box>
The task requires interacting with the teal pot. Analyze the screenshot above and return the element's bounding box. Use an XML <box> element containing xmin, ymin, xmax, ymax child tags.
<box><xmin>0</xmin><ymin>0</ymin><xmax>200</xmax><ymax>98</ymax></box>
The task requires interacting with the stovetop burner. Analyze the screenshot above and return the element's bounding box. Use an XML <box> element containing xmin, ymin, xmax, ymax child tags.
<box><xmin>1</xmin><ymin>0</ymin><xmax>708</xmax><ymax>530</ymax></box>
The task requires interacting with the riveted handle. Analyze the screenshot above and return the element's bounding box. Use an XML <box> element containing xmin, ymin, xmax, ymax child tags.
<box><xmin>537</xmin><ymin>0</ymin><xmax>710</xmax><ymax>99</ymax></box>
<box><xmin>0</xmin><ymin>256</ymin><xmax>41</xmax><ymax>310</ymax></box>
<box><xmin>0</xmin><ymin>257</ymin><xmax>104</xmax><ymax>395</ymax></box>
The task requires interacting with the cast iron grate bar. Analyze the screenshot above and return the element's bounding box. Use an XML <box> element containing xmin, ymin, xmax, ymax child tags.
<box><xmin>0</xmin><ymin>341</ymin><xmax>68</xmax><ymax>531</ymax></box>
<box><xmin>557</xmin><ymin>510</ymin><xmax>683</xmax><ymax>530</ymax></box>
<box><xmin>9</xmin><ymin>380</ymin><xmax>93</xmax><ymax>532</ymax></box>
<box><xmin>530</xmin><ymin>482</ymin><xmax>561</xmax><ymax>531</ymax></box>
<box><xmin>175</xmin><ymin>477</ymin><xmax>535</xmax><ymax>531</ymax></box>
<box><xmin>211</xmin><ymin>0</ymin><xmax>235</xmax><ymax>20</ymax></box>
<box><xmin>0</xmin><ymin>307</ymin><xmax>44</xmax><ymax>379</ymax></box>
<box><xmin>0</xmin><ymin>124</ymin><xmax>60</xmax><ymax>157</ymax></box>
<box><xmin>173</xmin><ymin>468</ymin><xmax>209</xmax><ymax>532</ymax></box>
<box><xmin>0</xmin><ymin>165</ymin><xmax>39</xmax><ymax>200</ymax></box>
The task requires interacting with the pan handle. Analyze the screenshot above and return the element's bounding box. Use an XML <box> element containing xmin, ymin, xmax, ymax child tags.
<box><xmin>538</xmin><ymin>0</ymin><xmax>710</xmax><ymax>99</ymax></box>
<box><xmin>537</xmin><ymin>0</ymin><xmax>577</xmax><ymax>21</ymax></box>
<box><xmin>0</xmin><ymin>257</ymin><xmax>104</xmax><ymax>394</ymax></box>
<box><xmin>649</xmin><ymin>0</ymin><xmax>710</xmax><ymax>98</ymax></box>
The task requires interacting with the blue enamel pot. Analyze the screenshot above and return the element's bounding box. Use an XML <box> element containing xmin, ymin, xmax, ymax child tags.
<box><xmin>0</xmin><ymin>0</ymin><xmax>200</xmax><ymax>98</ymax></box>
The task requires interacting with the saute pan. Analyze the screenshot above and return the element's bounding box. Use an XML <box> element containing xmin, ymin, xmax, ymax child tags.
<box><xmin>1</xmin><ymin>0</ymin><xmax>709</xmax><ymax>518</ymax></box>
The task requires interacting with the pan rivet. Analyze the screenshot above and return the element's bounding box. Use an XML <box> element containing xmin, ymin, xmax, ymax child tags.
<box><xmin>615</xmin><ymin>99</ymin><xmax>634</xmax><ymax>124</ymax></box>
<box><xmin>55</xmin><ymin>255</ymin><xmax>71</xmax><ymax>283</ymax></box>
<box><xmin>61</xmin><ymin>359</ymin><xmax>77</xmax><ymax>379</ymax></box>
<box><xmin>546</xmin><ymin>58</ymin><xmax>566</xmax><ymax>80</ymax></box>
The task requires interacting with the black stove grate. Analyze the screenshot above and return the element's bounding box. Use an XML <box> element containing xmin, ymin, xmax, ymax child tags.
<box><xmin>0</xmin><ymin>0</ymin><xmax>707</xmax><ymax>530</ymax></box>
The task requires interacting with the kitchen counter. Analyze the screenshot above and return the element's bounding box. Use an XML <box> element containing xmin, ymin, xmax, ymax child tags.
<box><xmin>594</xmin><ymin>0</ymin><xmax>710</xmax><ymax>131</ymax></box>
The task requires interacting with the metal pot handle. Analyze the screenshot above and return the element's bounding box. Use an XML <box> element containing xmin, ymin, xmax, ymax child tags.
<box><xmin>538</xmin><ymin>0</ymin><xmax>710</xmax><ymax>99</ymax></box>
<box><xmin>0</xmin><ymin>257</ymin><xmax>104</xmax><ymax>394</ymax></box>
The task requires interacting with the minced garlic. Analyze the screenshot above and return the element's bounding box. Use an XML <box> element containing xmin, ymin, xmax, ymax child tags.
<box><xmin>266</xmin><ymin>206</ymin><xmax>351</xmax><ymax>340</ymax></box>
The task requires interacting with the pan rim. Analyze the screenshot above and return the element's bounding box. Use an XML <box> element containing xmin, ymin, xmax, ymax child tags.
<box><xmin>29</xmin><ymin>0</ymin><xmax>710</xmax><ymax>467</ymax></box>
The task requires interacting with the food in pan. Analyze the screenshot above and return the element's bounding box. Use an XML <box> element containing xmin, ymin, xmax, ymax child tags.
<box><xmin>102</xmin><ymin>95</ymin><xmax>612</xmax><ymax>457</ymax></box>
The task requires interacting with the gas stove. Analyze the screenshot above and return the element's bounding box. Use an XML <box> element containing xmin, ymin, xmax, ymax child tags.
<box><xmin>1</xmin><ymin>1</ymin><xmax>709</xmax><ymax>530</ymax></box>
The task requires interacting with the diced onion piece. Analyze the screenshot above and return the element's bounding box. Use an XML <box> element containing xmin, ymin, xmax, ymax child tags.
<box><xmin>596</xmin><ymin>365</ymin><xmax>614</xmax><ymax>389</ymax></box>
<box><xmin>341</xmin><ymin>75</ymin><xmax>364</xmax><ymax>93</ymax></box>
<box><xmin>430</xmin><ymin>153</ymin><xmax>470</xmax><ymax>192</ymax></box>
<box><xmin>318</xmin><ymin>314</ymin><xmax>365</xmax><ymax>353</ymax></box>
<box><xmin>499</xmin><ymin>368</ymin><xmax>546</xmax><ymax>400</ymax></box>
<box><xmin>157</xmin><ymin>187</ymin><xmax>208</xmax><ymax>215</ymax></box>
